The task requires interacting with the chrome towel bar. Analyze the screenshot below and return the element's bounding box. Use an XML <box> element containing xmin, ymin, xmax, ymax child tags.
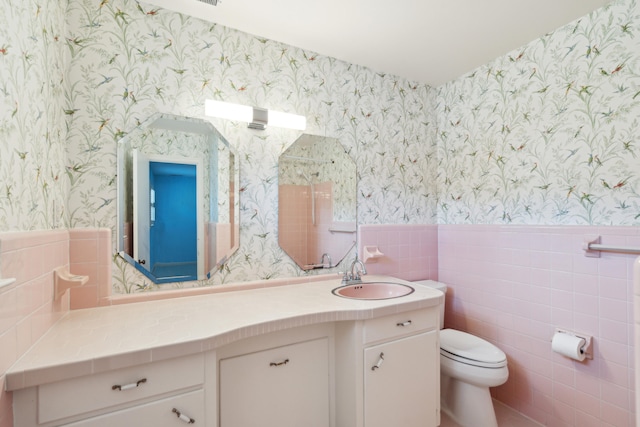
<box><xmin>583</xmin><ymin>235</ymin><xmax>640</xmax><ymax>257</ymax></box>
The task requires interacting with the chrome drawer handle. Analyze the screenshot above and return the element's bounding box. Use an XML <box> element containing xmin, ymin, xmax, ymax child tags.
<box><xmin>269</xmin><ymin>358</ymin><xmax>289</xmax><ymax>367</ymax></box>
<box><xmin>112</xmin><ymin>378</ymin><xmax>147</xmax><ymax>391</ymax></box>
<box><xmin>172</xmin><ymin>408</ymin><xmax>195</xmax><ymax>424</ymax></box>
<box><xmin>371</xmin><ymin>352</ymin><xmax>385</xmax><ymax>371</ymax></box>
<box><xmin>396</xmin><ymin>320</ymin><xmax>412</xmax><ymax>327</ymax></box>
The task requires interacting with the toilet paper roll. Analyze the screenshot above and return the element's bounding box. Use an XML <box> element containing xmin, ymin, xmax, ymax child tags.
<box><xmin>552</xmin><ymin>332</ymin><xmax>586</xmax><ymax>361</ymax></box>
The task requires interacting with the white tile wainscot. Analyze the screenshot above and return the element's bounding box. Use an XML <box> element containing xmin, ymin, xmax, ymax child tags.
<box><xmin>6</xmin><ymin>275</ymin><xmax>442</xmax><ymax>427</ymax></box>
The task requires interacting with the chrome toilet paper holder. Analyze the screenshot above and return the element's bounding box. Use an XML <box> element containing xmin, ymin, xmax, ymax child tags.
<box><xmin>554</xmin><ymin>328</ymin><xmax>593</xmax><ymax>360</ymax></box>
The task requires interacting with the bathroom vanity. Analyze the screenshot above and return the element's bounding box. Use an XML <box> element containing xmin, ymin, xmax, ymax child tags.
<box><xmin>6</xmin><ymin>276</ymin><xmax>442</xmax><ymax>427</ymax></box>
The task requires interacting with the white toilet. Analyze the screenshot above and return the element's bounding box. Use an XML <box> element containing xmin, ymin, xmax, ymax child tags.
<box><xmin>414</xmin><ymin>280</ymin><xmax>508</xmax><ymax>427</ymax></box>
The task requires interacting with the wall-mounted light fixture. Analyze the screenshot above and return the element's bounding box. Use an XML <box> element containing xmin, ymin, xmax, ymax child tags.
<box><xmin>205</xmin><ymin>100</ymin><xmax>306</xmax><ymax>131</ymax></box>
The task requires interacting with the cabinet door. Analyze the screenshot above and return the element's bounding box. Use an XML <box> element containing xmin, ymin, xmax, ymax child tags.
<box><xmin>62</xmin><ymin>390</ymin><xmax>204</xmax><ymax>427</ymax></box>
<box><xmin>220</xmin><ymin>337</ymin><xmax>330</xmax><ymax>427</ymax></box>
<box><xmin>364</xmin><ymin>331</ymin><xmax>438</xmax><ymax>427</ymax></box>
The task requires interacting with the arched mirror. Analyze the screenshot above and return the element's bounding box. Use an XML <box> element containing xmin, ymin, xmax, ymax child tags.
<box><xmin>278</xmin><ymin>134</ymin><xmax>356</xmax><ymax>271</ymax></box>
<box><xmin>117</xmin><ymin>113</ymin><xmax>239</xmax><ymax>284</ymax></box>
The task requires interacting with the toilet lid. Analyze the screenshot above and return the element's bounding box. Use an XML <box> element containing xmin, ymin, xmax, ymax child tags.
<box><xmin>440</xmin><ymin>329</ymin><xmax>507</xmax><ymax>367</ymax></box>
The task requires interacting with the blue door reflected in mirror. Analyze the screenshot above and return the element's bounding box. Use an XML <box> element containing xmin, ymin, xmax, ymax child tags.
<box><xmin>149</xmin><ymin>162</ymin><xmax>198</xmax><ymax>283</ymax></box>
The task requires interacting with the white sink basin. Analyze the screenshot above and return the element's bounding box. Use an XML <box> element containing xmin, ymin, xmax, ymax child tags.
<box><xmin>332</xmin><ymin>282</ymin><xmax>415</xmax><ymax>300</ymax></box>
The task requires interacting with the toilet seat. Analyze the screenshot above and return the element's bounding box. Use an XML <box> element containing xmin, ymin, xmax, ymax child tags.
<box><xmin>440</xmin><ymin>329</ymin><xmax>507</xmax><ymax>368</ymax></box>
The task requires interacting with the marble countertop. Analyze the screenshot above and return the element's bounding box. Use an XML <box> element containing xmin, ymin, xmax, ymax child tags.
<box><xmin>5</xmin><ymin>275</ymin><xmax>442</xmax><ymax>391</ymax></box>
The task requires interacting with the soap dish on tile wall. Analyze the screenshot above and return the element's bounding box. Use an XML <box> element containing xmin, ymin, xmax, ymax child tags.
<box><xmin>363</xmin><ymin>246</ymin><xmax>384</xmax><ymax>263</ymax></box>
<box><xmin>0</xmin><ymin>277</ymin><xmax>16</xmax><ymax>291</ymax></box>
<box><xmin>54</xmin><ymin>266</ymin><xmax>89</xmax><ymax>300</ymax></box>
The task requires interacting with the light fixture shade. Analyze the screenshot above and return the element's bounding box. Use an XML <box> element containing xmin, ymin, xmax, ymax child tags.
<box><xmin>205</xmin><ymin>99</ymin><xmax>306</xmax><ymax>131</ymax></box>
<box><xmin>205</xmin><ymin>100</ymin><xmax>253</xmax><ymax>123</ymax></box>
<box><xmin>268</xmin><ymin>110</ymin><xmax>307</xmax><ymax>131</ymax></box>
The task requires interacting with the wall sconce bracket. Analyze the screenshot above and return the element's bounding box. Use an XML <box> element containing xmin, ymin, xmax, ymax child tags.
<box><xmin>249</xmin><ymin>108</ymin><xmax>268</xmax><ymax>130</ymax></box>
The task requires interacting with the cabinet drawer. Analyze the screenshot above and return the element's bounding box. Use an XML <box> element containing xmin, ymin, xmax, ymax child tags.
<box><xmin>62</xmin><ymin>389</ymin><xmax>204</xmax><ymax>427</ymax></box>
<box><xmin>39</xmin><ymin>353</ymin><xmax>204</xmax><ymax>424</ymax></box>
<box><xmin>363</xmin><ymin>308</ymin><xmax>437</xmax><ymax>344</ymax></box>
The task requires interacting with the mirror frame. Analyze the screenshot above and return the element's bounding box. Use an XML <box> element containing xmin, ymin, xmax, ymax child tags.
<box><xmin>116</xmin><ymin>113</ymin><xmax>239</xmax><ymax>284</ymax></box>
<box><xmin>278</xmin><ymin>134</ymin><xmax>357</xmax><ymax>271</ymax></box>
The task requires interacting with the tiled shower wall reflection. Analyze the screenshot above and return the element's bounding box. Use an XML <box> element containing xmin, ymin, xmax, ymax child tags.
<box><xmin>438</xmin><ymin>225</ymin><xmax>638</xmax><ymax>427</ymax></box>
<box><xmin>280</xmin><ymin>182</ymin><xmax>355</xmax><ymax>269</ymax></box>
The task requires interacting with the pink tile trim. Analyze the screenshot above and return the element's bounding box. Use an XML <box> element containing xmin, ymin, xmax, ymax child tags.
<box><xmin>357</xmin><ymin>224</ymin><xmax>438</xmax><ymax>282</ymax></box>
<box><xmin>0</xmin><ymin>229</ymin><xmax>73</xmax><ymax>427</ymax></box>
<box><xmin>69</xmin><ymin>228</ymin><xmax>111</xmax><ymax>308</ymax></box>
<box><xmin>105</xmin><ymin>273</ymin><xmax>338</xmax><ymax>306</ymax></box>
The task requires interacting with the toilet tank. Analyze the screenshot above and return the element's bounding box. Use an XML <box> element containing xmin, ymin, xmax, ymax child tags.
<box><xmin>412</xmin><ymin>280</ymin><xmax>447</xmax><ymax>329</ymax></box>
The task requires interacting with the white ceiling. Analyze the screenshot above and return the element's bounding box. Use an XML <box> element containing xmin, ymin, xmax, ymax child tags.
<box><xmin>145</xmin><ymin>0</ymin><xmax>613</xmax><ymax>86</ymax></box>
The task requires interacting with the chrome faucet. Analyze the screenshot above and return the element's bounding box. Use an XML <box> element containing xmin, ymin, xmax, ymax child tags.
<box><xmin>351</xmin><ymin>258</ymin><xmax>367</xmax><ymax>281</ymax></box>
<box><xmin>320</xmin><ymin>253</ymin><xmax>332</xmax><ymax>268</ymax></box>
<box><xmin>342</xmin><ymin>256</ymin><xmax>367</xmax><ymax>284</ymax></box>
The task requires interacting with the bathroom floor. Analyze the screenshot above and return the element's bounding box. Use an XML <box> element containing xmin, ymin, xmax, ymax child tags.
<box><xmin>440</xmin><ymin>400</ymin><xmax>543</xmax><ymax>427</ymax></box>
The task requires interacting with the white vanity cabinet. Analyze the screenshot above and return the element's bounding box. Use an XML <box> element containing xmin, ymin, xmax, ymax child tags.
<box><xmin>12</xmin><ymin>353</ymin><xmax>210</xmax><ymax>427</ymax></box>
<box><xmin>363</xmin><ymin>310</ymin><xmax>440</xmax><ymax>427</ymax></box>
<box><xmin>219</xmin><ymin>338</ymin><xmax>330</xmax><ymax>427</ymax></box>
<box><xmin>8</xmin><ymin>277</ymin><xmax>443</xmax><ymax>427</ymax></box>
<box><xmin>336</xmin><ymin>307</ymin><xmax>440</xmax><ymax>427</ymax></box>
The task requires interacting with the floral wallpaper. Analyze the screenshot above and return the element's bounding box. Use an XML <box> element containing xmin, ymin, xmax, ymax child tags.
<box><xmin>436</xmin><ymin>0</ymin><xmax>640</xmax><ymax>225</ymax></box>
<box><xmin>63</xmin><ymin>0</ymin><xmax>435</xmax><ymax>292</ymax></box>
<box><xmin>4</xmin><ymin>0</ymin><xmax>637</xmax><ymax>293</ymax></box>
<box><xmin>0</xmin><ymin>1</ymin><xmax>68</xmax><ymax>231</ymax></box>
